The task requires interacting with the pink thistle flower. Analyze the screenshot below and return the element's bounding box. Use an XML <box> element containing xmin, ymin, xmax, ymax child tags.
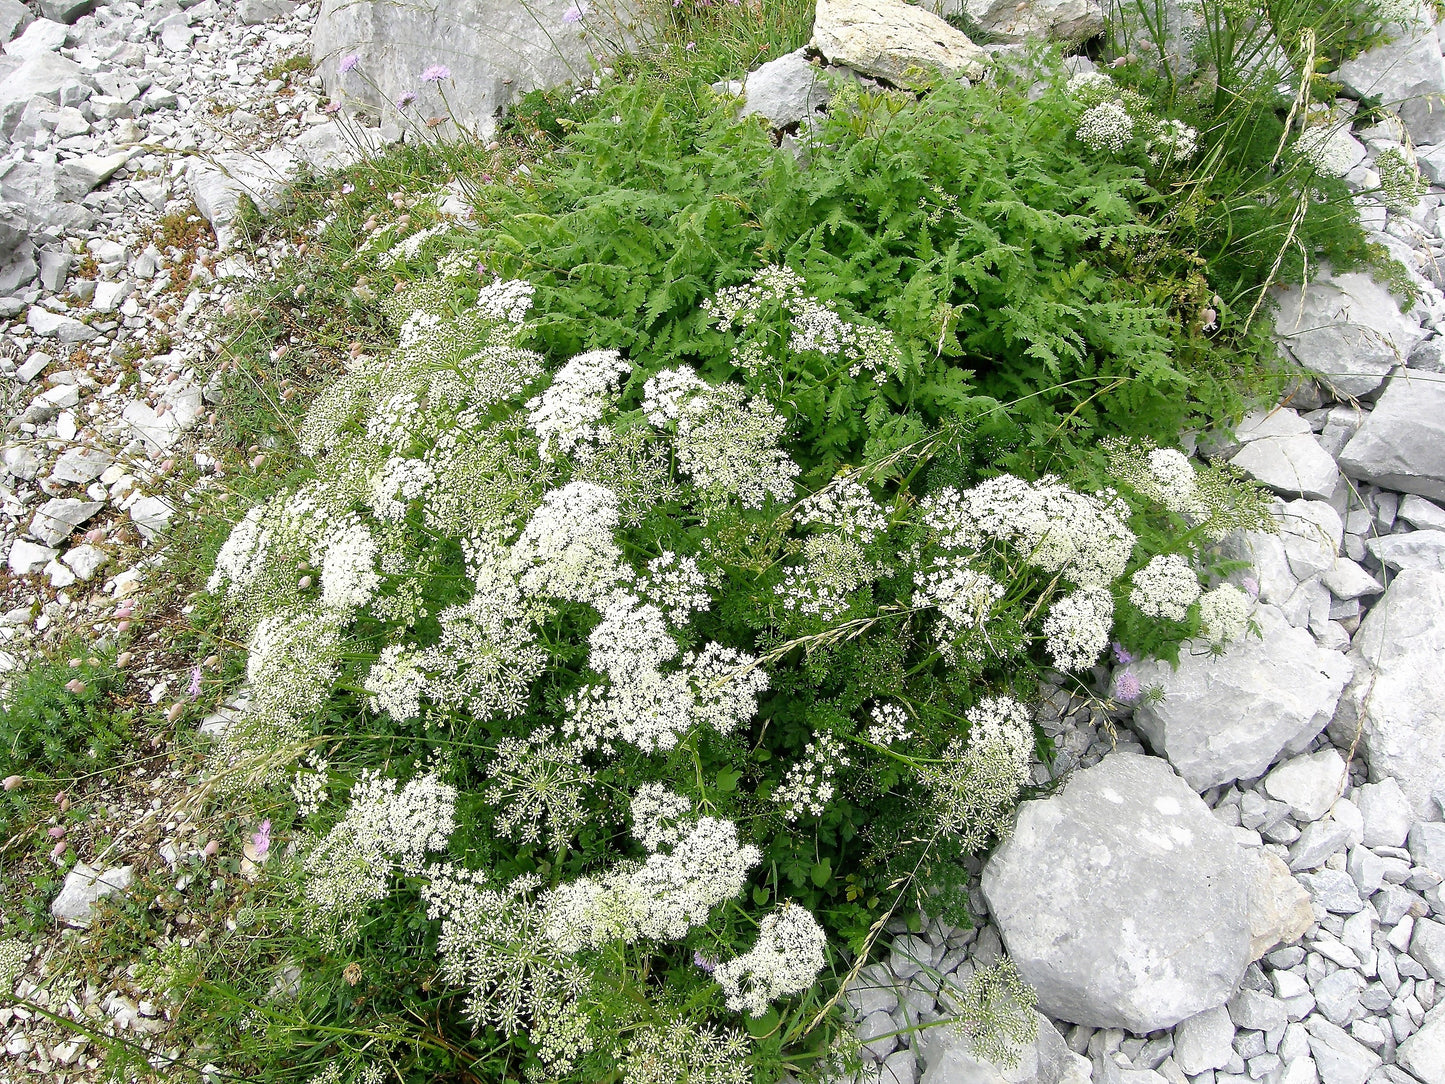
<box><xmin>323</xmin><ymin>101</ymin><xmax>341</xmax><ymax>114</ymax></box>
<box><xmin>562</xmin><ymin>1</ymin><xmax>588</xmax><ymax>22</ymax></box>
<box><xmin>341</xmin><ymin>183</ymin><xmax>355</xmax><ymax>194</ymax></box>
<box><xmin>188</xmin><ymin>665</ymin><xmax>202</xmax><ymax>698</ymax></box>
<box><xmin>339</xmin><ymin>53</ymin><xmax>359</xmax><ymax>74</ymax></box>
<box><xmin>398</xmin><ymin>91</ymin><xmax>417</xmax><ymax>108</ymax></box>
<box><xmin>420</xmin><ymin>64</ymin><xmax>451</xmax><ymax>84</ymax></box>
<box><xmin>252</xmin><ymin>819</ymin><xmax>271</xmax><ymax>858</ymax></box>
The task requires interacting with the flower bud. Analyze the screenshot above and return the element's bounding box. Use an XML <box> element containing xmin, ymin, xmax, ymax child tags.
<box><xmin>117</xmin><ymin>652</ymin><xmax>133</xmax><ymax>667</ymax></box>
<box><xmin>51</xmin><ymin>840</ymin><xmax>67</xmax><ymax>860</ymax></box>
<box><xmin>2</xmin><ymin>775</ymin><xmax>22</xmax><ymax>791</ymax></box>
<box><xmin>166</xmin><ymin>703</ymin><xmax>185</xmax><ymax>723</ymax></box>
<box><xmin>65</xmin><ymin>679</ymin><xmax>87</xmax><ymax>695</ymax></box>
<box><xmin>204</xmin><ymin>839</ymin><xmax>219</xmax><ymax>858</ymax></box>
<box><xmin>48</xmin><ymin>826</ymin><xmax>65</xmax><ymax>840</ymax></box>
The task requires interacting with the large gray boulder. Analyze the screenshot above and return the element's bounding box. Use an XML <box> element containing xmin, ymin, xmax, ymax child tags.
<box><xmin>1330</xmin><ymin>570</ymin><xmax>1445</xmax><ymax>820</ymax></box>
<box><xmin>916</xmin><ymin>1011</ymin><xmax>1090</xmax><ymax>1084</ymax></box>
<box><xmin>740</xmin><ymin>49</ymin><xmax>833</xmax><ymax>129</ymax></box>
<box><xmin>812</xmin><ymin>0</ymin><xmax>987</xmax><ymax>87</ymax></box>
<box><xmin>0</xmin><ymin>0</ymin><xmax>33</xmax><ymax>43</ymax></box>
<box><xmin>1229</xmin><ymin>408</ymin><xmax>1339</xmax><ymax>500</ymax></box>
<box><xmin>312</xmin><ymin>0</ymin><xmax>640</xmax><ymax>139</ymax></box>
<box><xmin>923</xmin><ymin>0</ymin><xmax>1103</xmax><ymax>44</ymax></box>
<box><xmin>1398</xmin><ymin>1004</ymin><xmax>1445</xmax><ymax>1084</ymax></box>
<box><xmin>1335</xmin><ymin>24</ymin><xmax>1445</xmax><ymax>148</ymax></box>
<box><xmin>1123</xmin><ymin>604</ymin><xmax>1353</xmax><ymax>790</ymax></box>
<box><xmin>981</xmin><ymin>754</ymin><xmax>1253</xmax><ymax>1032</ymax></box>
<box><xmin>1337</xmin><ymin>369</ymin><xmax>1445</xmax><ymax>503</ymax></box>
<box><xmin>1273</xmin><ymin>271</ymin><xmax>1425</xmax><ymax>398</ymax></box>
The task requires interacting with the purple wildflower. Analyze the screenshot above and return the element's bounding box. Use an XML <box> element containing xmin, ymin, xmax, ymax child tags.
<box><xmin>188</xmin><ymin>665</ymin><xmax>202</xmax><ymax>698</ymax></box>
<box><xmin>339</xmin><ymin>53</ymin><xmax>359</xmax><ymax>74</ymax></box>
<box><xmin>1242</xmin><ymin>575</ymin><xmax>1260</xmax><ymax>599</ymax></box>
<box><xmin>1113</xmin><ymin>672</ymin><xmax>1141</xmax><ymax>702</ymax></box>
<box><xmin>341</xmin><ymin>183</ymin><xmax>355</xmax><ymax>194</ymax></box>
<box><xmin>693</xmin><ymin>950</ymin><xmax>717</xmax><ymax>973</ymax></box>
<box><xmin>398</xmin><ymin>90</ymin><xmax>417</xmax><ymax>108</ymax></box>
<box><xmin>1111</xmin><ymin>641</ymin><xmax>1134</xmax><ymax>665</ymax></box>
<box><xmin>420</xmin><ymin>64</ymin><xmax>451</xmax><ymax>84</ymax></box>
<box><xmin>562</xmin><ymin>1</ymin><xmax>588</xmax><ymax>23</ymax></box>
<box><xmin>323</xmin><ymin>101</ymin><xmax>341</xmax><ymax>114</ymax></box>
<box><xmin>252</xmin><ymin>819</ymin><xmax>271</xmax><ymax>858</ymax></box>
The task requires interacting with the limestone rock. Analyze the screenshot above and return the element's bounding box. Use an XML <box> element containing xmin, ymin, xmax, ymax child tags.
<box><xmin>1367</xmin><ymin>529</ymin><xmax>1445</xmax><ymax>572</ymax></box>
<box><xmin>982</xmin><ymin>754</ymin><xmax>1252</xmax><ymax>1032</ymax></box>
<box><xmin>1230</xmin><ymin>409</ymin><xmax>1338</xmax><ymax>500</ymax></box>
<box><xmin>50</xmin><ymin>863</ymin><xmax>132</xmax><ymax>927</ymax></box>
<box><xmin>1338</xmin><ymin>369</ymin><xmax>1445</xmax><ymax>503</ymax></box>
<box><xmin>1263</xmin><ymin>749</ymin><xmax>1348</xmax><ymax>823</ymax></box>
<box><xmin>8</xmin><ymin>537</ymin><xmax>56</xmax><ymax>574</ymax></box>
<box><xmin>917</xmin><ymin>1011</ymin><xmax>1089</xmax><ymax>1084</ymax></box>
<box><xmin>36</xmin><ymin>0</ymin><xmax>94</xmax><ymax>24</ymax></box>
<box><xmin>29</xmin><ymin>497</ymin><xmax>102</xmax><ymax>546</ymax></box>
<box><xmin>1330</xmin><ymin>570</ymin><xmax>1445</xmax><ymax>820</ymax></box>
<box><xmin>1173</xmin><ymin>1005</ymin><xmax>1235</xmax><ymax>1074</ymax></box>
<box><xmin>1399</xmin><ymin>493</ymin><xmax>1445</xmax><ymax>530</ymax></box>
<box><xmin>1273</xmin><ymin>272</ymin><xmax>1425</xmax><ymax>398</ymax></box>
<box><xmin>50</xmin><ymin>447</ymin><xmax>112</xmax><ymax>485</ymax></box>
<box><xmin>943</xmin><ymin>0</ymin><xmax>1103</xmax><ymax>44</ymax></box>
<box><xmin>1356</xmin><ymin>778</ymin><xmax>1414</xmax><ymax>849</ymax></box>
<box><xmin>0</xmin><ymin>0</ymin><xmax>32</xmax><ymax>43</ymax></box>
<box><xmin>312</xmin><ymin>0</ymin><xmax>639</xmax><ymax>139</ymax></box>
<box><xmin>1397</xmin><ymin>1003</ymin><xmax>1445</xmax><ymax>1084</ymax></box>
<box><xmin>741</xmin><ymin>48</ymin><xmax>833</xmax><ymax>129</ymax></box>
<box><xmin>1123</xmin><ymin>605</ymin><xmax>1352</xmax><ymax>790</ymax></box>
<box><xmin>812</xmin><ymin>0</ymin><xmax>987</xmax><ymax>87</ymax></box>
<box><xmin>1335</xmin><ymin>26</ymin><xmax>1445</xmax><ymax>148</ymax></box>
<box><xmin>3</xmin><ymin>18</ymin><xmax>66</xmax><ymax>60</ymax></box>
<box><xmin>26</xmin><ymin>305</ymin><xmax>95</xmax><ymax>342</ymax></box>
<box><xmin>1244</xmin><ymin>847</ymin><xmax>1312</xmax><ymax>960</ymax></box>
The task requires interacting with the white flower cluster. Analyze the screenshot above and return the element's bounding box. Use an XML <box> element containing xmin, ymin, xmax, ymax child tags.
<box><xmin>865</xmin><ymin>702</ymin><xmax>910</xmax><ymax>745</ymax></box>
<box><xmin>1200</xmin><ymin>583</ymin><xmax>1251</xmax><ymax>645</ymax></box>
<box><xmin>290</xmin><ymin>752</ymin><xmax>330</xmax><ymax>818</ymax></box>
<box><xmin>1076</xmin><ymin>100</ymin><xmax>1134</xmax><ymax>153</ymax></box>
<box><xmin>1066</xmin><ymin>70</ymin><xmax>1116</xmax><ymax>106</ymax></box>
<box><xmin>798</xmin><ymin>474</ymin><xmax>889</xmax><ymax>543</ymax></box>
<box><xmin>475</xmin><ymin>277</ymin><xmax>536</xmax><ymax>326</ymax></box>
<box><xmin>924</xmin><ymin>474</ymin><xmax>1136</xmax><ymax>588</ymax></box>
<box><xmin>368</xmin><ymin>456</ymin><xmax>431</xmax><ymax>521</ymax></box>
<box><xmin>526</xmin><ymin>348</ymin><xmax>632</xmax><ymax>461</ymax></box>
<box><xmin>644</xmin><ymin>370</ymin><xmax>799</xmax><ymax>508</ymax></box>
<box><xmin>713</xmin><ymin>904</ymin><xmax>827</xmax><ymax>1017</ymax></box>
<box><xmin>623</xmin><ymin>1018</ymin><xmax>750</xmax><ymax>1084</ymax></box>
<box><xmin>704</xmin><ymin>265</ymin><xmax>903</xmax><ymax>381</ymax></box>
<box><xmin>304</xmin><ymin>771</ymin><xmax>457</xmax><ymax>919</ymax></box>
<box><xmin>638</xmin><ymin>551</ymin><xmax>710</xmax><ymax>625</ymax></box>
<box><xmin>512</xmin><ymin>481</ymin><xmax>628</xmax><ymax>604</ymax></box>
<box><xmin>315</xmin><ymin>514</ymin><xmax>381</xmax><ymax>610</ymax></box>
<box><xmin>364</xmin><ymin>644</ymin><xmax>426</xmax><ymax>722</ymax></box>
<box><xmin>914</xmin><ymin>555</ymin><xmax>1005</xmax><ymax>645</ymax></box>
<box><xmin>775</xmin><ymin>533</ymin><xmax>876</xmax><ymax>621</ymax></box>
<box><xmin>484</xmin><ymin>734</ymin><xmax>594</xmax><ymax>848</ymax></box>
<box><xmin>918</xmin><ymin>696</ymin><xmax>1033</xmax><ymax>851</ymax></box>
<box><xmin>1042</xmin><ymin>587</ymin><xmax>1115</xmax><ymax>672</ymax></box>
<box><xmin>775</xmin><ymin>732</ymin><xmax>852</xmax><ymax>820</ymax></box>
<box><xmin>423</xmin><ymin>869</ymin><xmax>591</xmax><ymax>1039</ymax></box>
<box><xmin>543</xmin><ymin>814</ymin><xmax>761</xmax><ymax>951</ymax></box>
<box><xmin>1129</xmin><ymin>553</ymin><xmax>1202</xmax><ymax>622</ymax></box>
<box><xmin>1295</xmin><ymin>124</ymin><xmax>1361</xmax><ymax>177</ymax></box>
<box><xmin>1145</xmin><ymin>447</ymin><xmax>1205</xmax><ymax>516</ymax></box>
<box><xmin>245</xmin><ymin>605</ymin><xmax>347</xmax><ymax>728</ymax></box>
<box><xmin>630</xmin><ymin>783</ymin><xmax>694</xmax><ymax>853</ymax></box>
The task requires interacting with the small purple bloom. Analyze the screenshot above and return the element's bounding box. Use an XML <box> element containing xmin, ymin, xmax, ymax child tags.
<box><xmin>562</xmin><ymin>1</ymin><xmax>588</xmax><ymax>23</ymax></box>
<box><xmin>1242</xmin><ymin>575</ymin><xmax>1260</xmax><ymax>600</ymax></box>
<box><xmin>188</xmin><ymin>665</ymin><xmax>202</xmax><ymax>698</ymax></box>
<box><xmin>420</xmin><ymin>64</ymin><xmax>451</xmax><ymax>84</ymax></box>
<box><xmin>323</xmin><ymin>101</ymin><xmax>341</xmax><ymax>114</ymax></box>
<box><xmin>252</xmin><ymin>819</ymin><xmax>271</xmax><ymax>858</ymax></box>
<box><xmin>339</xmin><ymin>53</ymin><xmax>359</xmax><ymax>74</ymax></box>
<box><xmin>1111</xmin><ymin>641</ymin><xmax>1134</xmax><ymax>665</ymax></box>
<box><xmin>1114</xmin><ymin>672</ymin><xmax>1141</xmax><ymax>702</ymax></box>
<box><xmin>341</xmin><ymin>183</ymin><xmax>355</xmax><ymax>194</ymax></box>
<box><xmin>398</xmin><ymin>90</ymin><xmax>418</xmax><ymax>108</ymax></box>
<box><xmin>693</xmin><ymin>950</ymin><xmax>717</xmax><ymax>973</ymax></box>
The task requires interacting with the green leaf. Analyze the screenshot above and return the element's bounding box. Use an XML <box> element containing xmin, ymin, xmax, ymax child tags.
<box><xmin>745</xmin><ymin>1007</ymin><xmax>780</xmax><ymax>1037</ymax></box>
<box><xmin>753</xmin><ymin>885</ymin><xmax>770</xmax><ymax>906</ymax></box>
<box><xmin>716</xmin><ymin>767</ymin><xmax>742</xmax><ymax>793</ymax></box>
<box><xmin>810</xmin><ymin>858</ymin><xmax>833</xmax><ymax>888</ymax></box>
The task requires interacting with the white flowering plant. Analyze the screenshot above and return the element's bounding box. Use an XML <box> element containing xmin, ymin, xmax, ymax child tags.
<box><xmin>199</xmin><ymin>253</ymin><xmax>1273</xmax><ymax>1081</ymax></box>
